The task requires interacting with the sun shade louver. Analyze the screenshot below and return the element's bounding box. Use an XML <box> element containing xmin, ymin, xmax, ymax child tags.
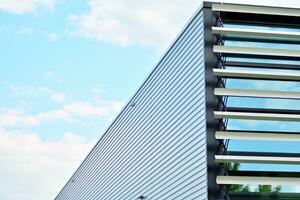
<box><xmin>212</xmin><ymin>27</ymin><xmax>300</xmax><ymax>39</ymax></box>
<box><xmin>214</xmin><ymin>111</ymin><xmax>300</xmax><ymax>122</ymax></box>
<box><xmin>212</xmin><ymin>3</ymin><xmax>300</xmax><ymax>17</ymax></box>
<box><xmin>212</xmin><ymin>27</ymin><xmax>300</xmax><ymax>44</ymax></box>
<box><xmin>210</xmin><ymin>2</ymin><xmax>300</xmax><ymax>199</ymax></box>
<box><xmin>215</xmin><ymin>155</ymin><xmax>300</xmax><ymax>164</ymax></box>
<box><xmin>213</xmin><ymin>46</ymin><xmax>300</xmax><ymax>60</ymax></box>
<box><xmin>215</xmin><ymin>131</ymin><xmax>300</xmax><ymax>141</ymax></box>
<box><xmin>213</xmin><ymin>68</ymin><xmax>300</xmax><ymax>81</ymax></box>
<box><xmin>214</xmin><ymin>88</ymin><xmax>300</xmax><ymax>99</ymax></box>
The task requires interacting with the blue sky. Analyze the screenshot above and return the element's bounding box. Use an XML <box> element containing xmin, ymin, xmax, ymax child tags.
<box><xmin>1</xmin><ymin>0</ymin><xmax>300</xmax><ymax>199</ymax></box>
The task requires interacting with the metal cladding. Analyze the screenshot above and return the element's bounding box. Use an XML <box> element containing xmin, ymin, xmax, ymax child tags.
<box><xmin>56</xmin><ymin>7</ymin><xmax>207</xmax><ymax>200</ymax></box>
<box><xmin>56</xmin><ymin>2</ymin><xmax>300</xmax><ymax>200</ymax></box>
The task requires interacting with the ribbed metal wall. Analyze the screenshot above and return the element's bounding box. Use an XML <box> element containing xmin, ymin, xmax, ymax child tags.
<box><xmin>56</xmin><ymin>8</ymin><xmax>207</xmax><ymax>200</ymax></box>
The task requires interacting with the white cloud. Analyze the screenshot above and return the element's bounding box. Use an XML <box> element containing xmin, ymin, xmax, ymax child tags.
<box><xmin>0</xmin><ymin>127</ymin><xmax>95</xmax><ymax>200</ymax></box>
<box><xmin>17</xmin><ymin>27</ymin><xmax>33</xmax><ymax>36</ymax></box>
<box><xmin>2</xmin><ymin>83</ymin><xmax>125</xmax><ymax>126</ymax></box>
<box><xmin>44</xmin><ymin>71</ymin><xmax>62</xmax><ymax>83</ymax></box>
<box><xmin>0</xmin><ymin>100</ymin><xmax>124</xmax><ymax>127</ymax></box>
<box><xmin>0</xmin><ymin>0</ymin><xmax>55</xmax><ymax>14</ymax></box>
<box><xmin>37</xmin><ymin>86</ymin><xmax>65</xmax><ymax>103</ymax></box>
<box><xmin>91</xmin><ymin>86</ymin><xmax>105</xmax><ymax>96</ymax></box>
<box><xmin>7</xmin><ymin>84</ymin><xmax>34</xmax><ymax>95</ymax></box>
<box><xmin>0</xmin><ymin>109</ymin><xmax>39</xmax><ymax>127</ymax></box>
<box><xmin>7</xmin><ymin>84</ymin><xmax>65</xmax><ymax>103</ymax></box>
<box><xmin>90</xmin><ymin>86</ymin><xmax>107</xmax><ymax>102</ymax></box>
<box><xmin>0</xmin><ymin>83</ymin><xmax>124</xmax><ymax>198</ymax></box>
<box><xmin>0</xmin><ymin>25</ymin><xmax>10</xmax><ymax>32</ymax></box>
<box><xmin>68</xmin><ymin>0</ymin><xmax>202</xmax><ymax>49</ymax></box>
<box><xmin>45</xmin><ymin>71</ymin><xmax>55</xmax><ymax>78</ymax></box>
<box><xmin>47</xmin><ymin>32</ymin><xmax>60</xmax><ymax>42</ymax></box>
<box><xmin>68</xmin><ymin>0</ymin><xmax>300</xmax><ymax>50</ymax></box>
<box><xmin>34</xmin><ymin>100</ymin><xmax>124</xmax><ymax>123</ymax></box>
<box><xmin>63</xmin><ymin>101</ymin><xmax>121</xmax><ymax>117</ymax></box>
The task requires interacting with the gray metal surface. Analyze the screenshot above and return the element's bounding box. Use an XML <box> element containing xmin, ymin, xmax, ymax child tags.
<box><xmin>215</xmin><ymin>155</ymin><xmax>300</xmax><ymax>164</ymax></box>
<box><xmin>214</xmin><ymin>88</ymin><xmax>300</xmax><ymax>99</ymax></box>
<box><xmin>214</xmin><ymin>111</ymin><xmax>300</xmax><ymax>122</ymax></box>
<box><xmin>213</xmin><ymin>68</ymin><xmax>300</xmax><ymax>81</ymax></box>
<box><xmin>217</xmin><ymin>176</ymin><xmax>300</xmax><ymax>185</ymax></box>
<box><xmin>56</xmin><ymin>8</ymin><xmax>207</xmax><ymax>200</ymax></box>
<box><xmin>215</xmin><ymin>131</ymin><xmax>300</xmax><ymax>141</ymax></box>
<box><xmin>212</xmin><ymin>27</ymin><xmax>300</xmax><ymax>39</ymax></box>
<box><xmin>213</xmin><ymin>45</ymin><xmax>300</xmax><ymax>58</ymax></box>
<box><xmin>212</xmin><ymin>3</ymin><xmax>300</xmax><ymax>17</ymax></box>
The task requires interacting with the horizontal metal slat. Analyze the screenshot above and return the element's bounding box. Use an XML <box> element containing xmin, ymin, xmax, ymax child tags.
<box><xmin>215</xmin><ymin>155</ymin><xmax>300</xmax><ymax>164</ymax></box>
<box><xmin>212</xmin><ymin>27</ymin><xmax>300</xmax><ymax>39</ymax></box>
<box><xmin>212</xmin><ymin>3</ymin><xmax>300</xmax><ymax>17</ymax></box>
<box><xmin>215</xmin><ymin>131</ymin><xmax>300</xmax><ymax>141</ymax></box>
<box><xmin>213</xmin><ymin>45</ymin><xmax>300</xmax><ymax>59</ymax></box>
<box><xmin>214</xmin><ymin>88</ymin><xmax>300</xmax><ymax>99</ymax></box>
<box><xmin>214</xmin><ymin>111</ymin><xmax>300</xmax><ymax>122</ymax></box>
<box><xmin>226</xmin><ymin>61</ymin><xmax>300</xmax><ymax>71</ymax></box>
<box><xmin>213</xmin><ymin>68</ymin><xmax>300</xmax><ymax>81</ymax></box>
<box><xmin>216</xmin><ymin>176</ymin><xmax>300</xmax><ymax>185</ymax></box>
<box><xmin>224</xmin><ymin>36</ymin><xmax>300</xmax><ymax>45</ymax></box>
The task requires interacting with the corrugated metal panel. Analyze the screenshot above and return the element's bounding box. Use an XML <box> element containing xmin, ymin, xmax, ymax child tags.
<box><xmin>56</xmin><ymin>8</ymin><xmax>207</xmax><ymax>200</ymax></box>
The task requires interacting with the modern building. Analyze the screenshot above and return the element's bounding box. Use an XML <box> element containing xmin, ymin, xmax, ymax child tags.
<box><xmin>56</xmin><ymin>2</ymin><xmax>300</xmax><ymax>199</ymax></box>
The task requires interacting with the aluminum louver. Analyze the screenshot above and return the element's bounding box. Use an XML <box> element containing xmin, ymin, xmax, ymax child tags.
<box><xmin>211</xmin><ymin>2</ymin><xmax>300</xmax><ymax>199</ymax></box>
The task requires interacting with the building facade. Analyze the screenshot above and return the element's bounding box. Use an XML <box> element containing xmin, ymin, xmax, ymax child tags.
<box><xmin>56</xmin><ymin>2</ymin><xmax>300</xmax><ymax>199</ymax></box>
